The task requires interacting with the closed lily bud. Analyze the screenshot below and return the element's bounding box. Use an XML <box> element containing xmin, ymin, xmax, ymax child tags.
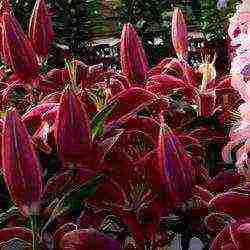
<box><xmin>120</xmin><ymin>23</ymin><xmax>149</xmax><ymax>85</ymax></box>
<box><xmin>171</xmin><ymin>8</ymin><xmax>188</xmax><ymax>60</ymax></box>
<box><xmin>158</xmin><ymin>115</ymin><xmax>195</xmax><ymax>204</ymax></box>
<box><xmin>55</xmin><ymin>86</ymin><xmax>92</xmax><ymax>163</ymax></box>
<box><xmin>1</xmin><ymin>12</ymin><xmax>39</xmax><ymax>80</ymax></box>
<box><xmin>1</xmin><ymin>109</ymin><xmax>43</xmax><ymax>216</ymax></box>
<box><xmin>28</xmin><ymin>0</ymin><xmax>54</xmax><ymax>56</ymax></box>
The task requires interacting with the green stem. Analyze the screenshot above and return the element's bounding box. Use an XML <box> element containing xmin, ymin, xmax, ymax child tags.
<box><xmin>30</xmin><ymin>214</ymin><xmax>39</xmax><ymax>250</ymax></box>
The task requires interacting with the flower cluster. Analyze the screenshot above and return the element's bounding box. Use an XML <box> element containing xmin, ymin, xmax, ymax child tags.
<box><xmin>0</xmin><ymin>0</ymin><xmax>248</xmax><ymax>249</ymax></box>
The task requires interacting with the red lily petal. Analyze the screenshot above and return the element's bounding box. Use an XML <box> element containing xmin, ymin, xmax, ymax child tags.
<box><xmin>0</xmin><ymin>227</ymin><xmax>33</xmax><ymax>243</ymax></box>
<box><xmin>22</xmin><ymin>103</ymin><xmax>58</xmax><ymax>134</ymax></box>
<box><xmin>60</xmin><ymin>229</ymin><xmax>122</xmax><ymax>250</ymax></box>
<box><xmin>105</xmin><ymin>87</ymin><xmax>157</xmax><ymax>124</ymax></box>
<box><xmin>209</xmin><ymin>191</ymin><xmax>250</xmax><ymax>219</ymax></box>
<box><xmin>53</xmin><ymin>223</ymin><xmax>77</xmax><ymax>250</ymax></box>
<box><xmin>147</xmin><ymin>57</ymin><xmax>173</xmax><ymax>77</ymax></box>
<box><xmin>207</xmin><ymin>170</ymin><xmax>246</xmax><ymax>193</ymax></box>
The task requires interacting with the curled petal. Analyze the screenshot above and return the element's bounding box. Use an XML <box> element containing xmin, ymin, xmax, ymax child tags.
<box><xmin>22</xmin><ymin>103</ymin><xmax>58</xmax><ymax>134</ymax></box>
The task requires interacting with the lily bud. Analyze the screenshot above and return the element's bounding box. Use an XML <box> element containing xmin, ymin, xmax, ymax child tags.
<box><xmin>158</xmin><ymin>115</ymin><xmax>195</xmax><ymax>203</ymax></box>
<box><xmin>28</xmin><ymin>0</ymin><xmax>54</xmax><ymax>56</ymax></box>
<box><xmin>120</xmin><ymin>23</ymin><xmax>149</xmax><ymax>85</ymax></box>
<box><xmin>1</xmin><ymin>109</ymin><xmax>43</xmax><ymax>216</ymax></box>
<box><xmin>55</xmin><ymin>86</ymin><xmax>92</xmax><ymax>163</ymax></box>
<box><xmin>171</xmin><ymin>8</ymin><xmax>188</xmax><ymax>60</ymax></box>
<box><xmin>1</xmin><ymin>12</ymin><xmax>39</xmax><ymax>80</ymax></box>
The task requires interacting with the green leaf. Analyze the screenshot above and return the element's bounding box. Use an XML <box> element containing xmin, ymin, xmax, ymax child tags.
<box><xmin>91</xmin><ymin>102</ymin><xmax>118</xmax><ymax>140</ymax></box>
<box><xmin>51</xmin><ymin>174</ymin><xmax>106</xmax><ymax>218</ymax></box>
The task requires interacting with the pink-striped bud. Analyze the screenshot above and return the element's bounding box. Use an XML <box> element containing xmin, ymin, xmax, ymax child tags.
<box><xmin>158</xmin><ymin>115</ymin><xmax>195</xmax><ymax>203</ymax></box>
<box><xmin>171</xmin><ymin>8</ymin><xmax>188</xmax><ymax>60</ymax></box>
<box><xmin>55</xmin><ymin>87</ymin><xmax>92</xmax><ymax>163</ymax></box>
<box><xmin>1</xmin><ymin>12</ymin><xmax>39</xmax><ymax>80</ymax></box>
<box><xmin>1</xmin><ymin>109</ymin><xmax>43</xmax><ymax>216</ymax></box>
<box><xmin>120</xmin><ymin>23</ymin><xmax>149</xmax><ymax>85</ymax></box>
<box><xmin>28</xmin><ymin>0</ymin><xmax>54</xmax><ymax>56</ymax></box>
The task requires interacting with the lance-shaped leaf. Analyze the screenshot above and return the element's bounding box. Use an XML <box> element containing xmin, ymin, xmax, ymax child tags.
<box><xmin>50</xmin><ymin>174</ymin><xmax>105</xmax><ymax>219</ymax></box>
<box><xmin>2</xmin><ymin>109</ymin><xmax>43</xmax><ymax>217</ymax></box>
<box><xmin>91</xmin><ymin>101</ymin><xmax>118</xmax><ymax>140</ymax></box>
<box><xmin>55</xmin><ymin>87</ymin><xmax>92</xmax><ymax>163</ymax></box>
<box><xmin>60</xmin><ymin>228</ymin><xmax>122</xmax><ymax>250</ymax></box>
<box><xmin>28</xmin><ymin>0</ymin><xmax>54</xmax><ymax>56</ymax></box>
<box><xmin>120</xmin><ymin>23</ymin><xmax>149</xmax><ymax>85</ymax></box>
<box><xmin>1</xmin><ymin>12</ymin><xmax>39</xmax><ymax>80</ymax></box>
<box><xmin>171</xmin><ymin>8</ymin><xmax>188</xmax><ymax>60</ymax></box>
<box><xmin>158</xmin><ymin>115</ymin><xmax>195</xmax><ymax>203</ymax></box>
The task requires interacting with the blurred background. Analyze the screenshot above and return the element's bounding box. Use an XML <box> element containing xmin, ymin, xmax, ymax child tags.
<box><xmin>10</xmin><ymin>0</ymin><xmax>239</xmax><ymax>73</ymax></box>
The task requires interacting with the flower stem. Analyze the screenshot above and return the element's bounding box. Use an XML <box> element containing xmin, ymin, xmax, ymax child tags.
<box><xmin>30</xmin><ymin>214</ymin><xmax>39</xmax><ymax>250</ymax></box>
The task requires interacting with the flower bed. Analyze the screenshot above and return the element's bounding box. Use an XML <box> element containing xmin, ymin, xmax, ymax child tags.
<box><xmin>0</xmin><ymin>0</ymin><xmax>249</xmax><ymax>249</ymax></box>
